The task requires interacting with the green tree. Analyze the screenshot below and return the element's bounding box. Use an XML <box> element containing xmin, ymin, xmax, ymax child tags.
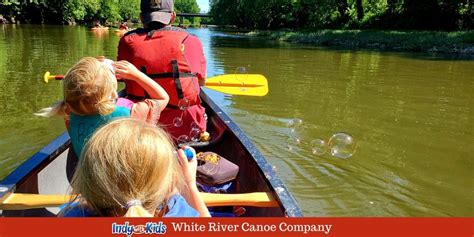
<box><xmin>96</xmin><ymin>0</ymin><xmax>121</xmax><ymax>23</ymax></box>
<box><xmin>63</xmin><ymin>0</ymin><xmax>100</xmax><ymax>23</ymax></box>
<box><xmin>118</xmin><ymin>0</ymin><xmax>139</xmax><ymax>21</ymax></box>
<box><xmin>335</xmin><ymin>0</ymin><xmax>350</xmax><ymax>24</ymax></box>
<box><xmin>175</xmin><ymin>0</ymin><xmax>200</xmax><ymax>13</ymax></box>
<box><xmin>355</xmin><ymin>0</ymin><xmax>363</xmax><ymax>20</ymax></box>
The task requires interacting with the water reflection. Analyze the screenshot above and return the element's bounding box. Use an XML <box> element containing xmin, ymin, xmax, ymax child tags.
<box><xmin>209</xmin><ymin>33</ymin><xmax>473</xmax><ymax>216</ymax></box>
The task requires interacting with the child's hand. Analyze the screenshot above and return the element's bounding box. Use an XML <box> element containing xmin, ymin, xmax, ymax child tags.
<box><xmin>177</xmin><ymin>146</ymin><xmax>197</xmax><ymax>186</ymax></box>
<box><xmin>113</xmin><ymin>60</ymin><xmax>142</xmax><ymax>81</ymax></box>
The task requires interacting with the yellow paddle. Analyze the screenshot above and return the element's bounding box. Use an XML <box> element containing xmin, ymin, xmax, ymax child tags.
<box><xmin>205</xmin><ymin>74</ymin><xmax>268</xmax><ymax>96</ymax></box>
<box><xmin>43</xmin><ymin>72</ymin><xmax>268</xmax><ymax>96</ymax></box>
<box><xmin>0</xmin><ymin>192</ymin><xmax>279</xmax><ymax>210</ymax></box>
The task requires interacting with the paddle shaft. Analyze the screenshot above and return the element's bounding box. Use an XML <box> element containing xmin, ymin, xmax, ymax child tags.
<box><xmin>48</xmin><ymin>75</ymin><xmax>64</xmax><ymax>80</ymax></box>
<box><xmin>0</xmin><ymin>192</ymin><xmax>279</xmax><ymax>210</ymax></box>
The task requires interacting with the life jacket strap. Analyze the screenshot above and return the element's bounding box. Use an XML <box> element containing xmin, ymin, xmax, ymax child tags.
<box><xmin>147</xmin><ymin>72</ymin><xmax>196</xmax><ymax>79</ymax></box>
<box><xmin>141</xmin><ymin>66</ymin><xmax>151</xmax><ymax>99</ymax></box>
<box><xmin>171</xmin><ymin>60</ymin><xmax>184</xmax><ymax>100</ymax></box>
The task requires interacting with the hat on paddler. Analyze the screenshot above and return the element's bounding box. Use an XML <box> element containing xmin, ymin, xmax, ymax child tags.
<box><xmin>141</xmin><ymin>0</ymin><xmax>174</xmax><ymax>25</ymax></box>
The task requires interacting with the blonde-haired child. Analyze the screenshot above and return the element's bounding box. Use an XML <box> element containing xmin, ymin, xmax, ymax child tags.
<box><xmin>36</xmin><ymin>57</ymin><xmax>169</xmax><ymax>157</ymax></box>
<box><xmin>61</xmin><ymin>118</ymin><xmax>210</xmax><ymax>217</ymax></box>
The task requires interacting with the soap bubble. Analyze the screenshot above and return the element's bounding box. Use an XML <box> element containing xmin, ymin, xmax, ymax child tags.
<box><xmin>202</xmin><ymin>163</ymin><xmax>218</xmax><ymax>175</ymax></box>
<box><xmin>239</xmin><ymin>87</ymin><xmax>248</xmax><ymax>92</ymax></box>
<box><xmin>177</xmin><ymin>135</ymin><xmax>189</xmax><ymax>144</ymax></box>
<box><xmin>289</xmin><ymin>128</ymin><xmax>297</xmax><ymax>136</ymax></box>
<box><xmin>328</xmin><ymin>132</ymin><xmax>356</xmax><ymax>159</ymax></box>
<box><xmin>199</xmin><ymin>155</ymin><xmax>219</xmax><ymax>175</ymax></box>
<box><xmin>287</xmin><ymin>145</ymin><xmax>294</xmax><ymax>151</ymax></box>
<box><xmin>287</xmin><ymin>118</ymin><xmax>303</xmax><ymax>128</ymax></box>
<box><xmin>178</xmin><ymin>98</ymin><xmax>190</xmax><ymax>110</ymax></box>
<box><xmin>189</xmin><ymin>127</ymin><xmax>201</xmax><ymax>141</ymax></box>
<box><xmin>310</xmin><ymin>139</ymin><xmax>328</xmax><ymax>156</ymax></box>
<box><xmin>190</xmin><ymin>122</ymin><xmax>200</xmax><ymax>130</ymax></box>
<box><xmin>287</xmin><ymin>137</ymin><xmax>301</xmax><ymax>146</ymax></box>
<box><xmin>235</xmin><ymin>66</ymin><xmax>247</xmax><ymax>74</ymax></box>
<box><xmin>173</xmin><ymin>117</ymin><xmax>183</xmax><ymax>127</ymax></box>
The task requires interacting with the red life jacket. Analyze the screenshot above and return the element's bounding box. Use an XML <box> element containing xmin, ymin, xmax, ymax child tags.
<box><xmin>121</xmin><ymin>27</ymin><xmax>201</xmax><ymax>108</ymax></box>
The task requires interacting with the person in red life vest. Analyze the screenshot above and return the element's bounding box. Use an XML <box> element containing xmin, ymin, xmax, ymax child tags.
<box><xmin>118</xmin><ymin>0</ymin><xmax>207</xmax><ymax>142</ymax></box>
<box><xmin>119</xmin><ymin>22</ymin><xmax>128</xmax><ymax>31</ymax></box>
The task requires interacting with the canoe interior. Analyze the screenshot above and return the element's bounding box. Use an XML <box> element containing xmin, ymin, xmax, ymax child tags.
<box><xmin>0</xmin><ymin>91</ymin><xmax>302</xmax><ymax>217</ymax></box>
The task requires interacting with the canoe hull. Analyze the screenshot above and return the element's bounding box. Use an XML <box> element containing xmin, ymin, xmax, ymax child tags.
<box><xmin>0</xmin><ymin>90</ymin><xmax>302</xmax><ymax>217</ymax></box>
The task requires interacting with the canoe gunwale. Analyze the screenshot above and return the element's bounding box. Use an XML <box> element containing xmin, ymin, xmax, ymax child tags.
<box><xmin>0</xmin><ymin>132</ymin><xmax>70</xmax><ymax>187</ymax></box>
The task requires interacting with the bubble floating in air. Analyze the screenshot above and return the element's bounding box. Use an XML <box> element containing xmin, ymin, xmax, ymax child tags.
<box><xmin>177</xmin><ymin>135</ymin><xmax>189</xmax><ymax>144</ymax></box>
<box><xmin>190</xmin><ymin>122</ymin><xmax>200</xmax><ymax>130</ymax></box>
<box><xmin>189</xmin><ymin>128</ymin><xmax>201</xmax><ymax>141</ymax></box>
<box><xmin>289</xmin><ymin>128</ymin><xmax>297</xmax><ymax>137</ymax></box>
<box><xmin>178</xmin><ymin>98</ymin><xmax>190</xmax><ymax>110</ymax></box>
<box><xmin>328</xmin><ymin>132</ymin><xmax>356</xmax><ymax>159</ymax></box>
<box><xmin>287</xmin><ymin>137</ymin><xmax>301</xmax><ymax>146</ymax></box>
<box><xmin>287</xmin><ymin>145</ymin><xmax>294</xmax><ymax>151</ymax></box>
<box><xmin>173</xmin><ymin>117</ymin><xmax>183</xmax><ymax>127</ymax></box>
<box><xmin>235</xmin><ymin>66</ymin><xmax>247</xmax><ymax>74</ymax></box>
<box><xmin>310</xmin><ymin>139</ymin><xmax>327</xmax><ymax>156</ymax></box>
<box><xmin>199</xmin><ymin>153</ymin><xmax>219</xmax><ymax>175</ymax></box>
<box><xmin>287</xmin><ymin>118</ymin><xmax>303</xmax><ymax>128</ymax></box>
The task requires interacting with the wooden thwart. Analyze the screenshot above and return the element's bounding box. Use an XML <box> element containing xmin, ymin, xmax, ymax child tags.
<box><xmin>0</xmin><ymin>192</ymin><xmax>279</xmax><ymax>210</ymax></box>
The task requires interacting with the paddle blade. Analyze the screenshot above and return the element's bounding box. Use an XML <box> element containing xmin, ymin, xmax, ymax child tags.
<box><xmin>205</xmin><ymin>74</ymin><xmax>268</xmax><ymax>96</ymax></box>
<box><xmin>43</xmin><ymin>71</ymin><xmax>50</xmax><ymax>83</ymax></box>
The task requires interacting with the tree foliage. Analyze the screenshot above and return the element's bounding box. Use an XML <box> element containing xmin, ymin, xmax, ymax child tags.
<box><xmin>210</xmin><ymin>0</ymin><xmax>473</xmax><ymax>30</ymax></box>
<box><xmin>175</xmin><ymin>0</ymin><xmax>200</xmax><ymax>13</ymax></box>
<box><xmin>0</xmin><ymin>0</ymin><xmax>198</xmax><ymax>25</ymax></box>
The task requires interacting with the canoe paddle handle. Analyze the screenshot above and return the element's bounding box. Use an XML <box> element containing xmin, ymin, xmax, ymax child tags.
<box><xmin>43</xmin><ymin>71</ymin><xmax>64</xmax><ymax>83</ymax></box>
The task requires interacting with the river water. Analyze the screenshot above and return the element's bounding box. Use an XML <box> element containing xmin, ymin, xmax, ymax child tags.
<box><xmin>0</xmin><ymin>25</ymin><xmax>472</xmax><ymax>216</ymax></box>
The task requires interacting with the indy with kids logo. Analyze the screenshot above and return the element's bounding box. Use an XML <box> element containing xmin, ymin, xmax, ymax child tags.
<box><xmin>112</xmin><ymin>222</ymin><xmax>167</xmax><ymax>236</ymax></box>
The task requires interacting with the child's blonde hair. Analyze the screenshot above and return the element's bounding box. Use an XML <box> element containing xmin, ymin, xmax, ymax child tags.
<box><xmin>36</xmin><ymin>57</ymin><xmax>117</xmax><ymax>117</ymax></box>
<box><xmin>71</xmin><ymin>118</ymin><xmax>185</xmax><ymax>217</ymax></box>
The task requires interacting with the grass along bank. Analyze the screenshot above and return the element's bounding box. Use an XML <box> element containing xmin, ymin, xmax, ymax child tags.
<box><xmin>250</xmin><ymin>30</ymin><xmax>474</xmax><ymax>54</ymax></box>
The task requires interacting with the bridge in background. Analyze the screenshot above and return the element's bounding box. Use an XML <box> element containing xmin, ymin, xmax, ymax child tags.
<box><xmin>176</xmin><ymin>13</ymin><xmax>210</xmax><ymax>26</ymax></box>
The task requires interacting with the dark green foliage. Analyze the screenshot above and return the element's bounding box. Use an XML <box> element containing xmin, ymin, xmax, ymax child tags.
<box><xmin>0</xmin><ymin>0</ymin><xmax>198</xmax><ymax>25</ymax></box>
<box><xmin>210</xmin><ymin>0</ymin><xmax>474</xmax><ymax>30</ymax></box>
<box><xmin>253</xmin><ymin>30</ymin><xmax>474</xmax><ymax>53</ymax></box>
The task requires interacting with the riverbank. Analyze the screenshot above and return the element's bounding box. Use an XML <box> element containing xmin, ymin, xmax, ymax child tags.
<box><xmin>250</xmin><ymin>30</ymin><xmax>474</xmax><ymax>55</ymax></box>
